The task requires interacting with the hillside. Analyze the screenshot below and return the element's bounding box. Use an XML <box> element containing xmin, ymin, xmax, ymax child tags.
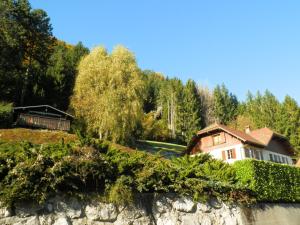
<box><xmin>0</xmin><ymin>128</ymin><xmax>77</xmax><ymax>144</ymax></box>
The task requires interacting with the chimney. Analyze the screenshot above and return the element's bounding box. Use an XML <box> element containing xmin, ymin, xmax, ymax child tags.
<box><xmin>245</xmin><ymin>126</ymin><xmax>251</xmax><ymax>134</ymax></box>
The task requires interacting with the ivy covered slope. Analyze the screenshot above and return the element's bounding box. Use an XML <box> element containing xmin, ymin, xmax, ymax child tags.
<box><xmin>0</xmin><ymin>137</ymin><xmax>252</xmax><ymax>207</ymax></box>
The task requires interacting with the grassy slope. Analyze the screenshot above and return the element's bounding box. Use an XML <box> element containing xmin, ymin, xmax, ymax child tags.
<box><xmin>0</xmin><ymin>129</ymin><xmax>185</xmax><ymax>158</ymax></box>
<box><xmin>0</xmin><ymin>128</ymin><xmax>77</xmax><ymax>144</ymax></box>
<box><xmin>136</xmin><ymin>140</ymin><xmax>186</xmax><ymax>158</ymax></box>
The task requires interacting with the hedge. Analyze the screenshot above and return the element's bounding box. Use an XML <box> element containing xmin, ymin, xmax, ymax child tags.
<box><xmin>234</xmin><ymin>159</ymin><xmax>300</xmax><ymax>202</ymax></box>
<box><xmin>0</xmin><ymin>102</ymin><xmax>13</xmax><ymax>128</ymax></box>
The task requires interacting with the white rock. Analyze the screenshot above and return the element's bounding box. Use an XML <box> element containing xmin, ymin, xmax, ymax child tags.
<box><xmin>0</xmin><ymin>205</ymin><xmax>12</xmax><ymax>218</ymax></box>
<box><xmin>173</xmin><ymin>198</ymin><xmax>196</xmax><ymax>213</ymax></box>
<box><xmin>181</xmin><ymin>213</ymin><xmax>201</xmax><ymax>225</ymax></box>
<box><xmin>197</xmin><ymin>202</ymin><xmax>211</xmax><ymax>213</ymax></box>
<box><xmin>39</xmin><ymin>214</ymin><xmax>54</xmax><ymax>225</ymax></box>
<box><xmin>155</xmin><ymin>211</ymin><xmax>179</xmax><ymax>225</ymax></box>
<box><xmin>153</xmin><ymin>196</ymin><xmax>173</xmax><ymax>214</ymax></box>
<box><xmin>72</xmin><ymin>217</ymin><xmax>88</xmax><ymax>225</ymax></box>
<box><xmin>53</xmin><ymin>216</ymin><xmax>70</xmax><ymax>225</ymax></box>
<box><xmin>23</xmin><ymin>216</ymin><xmax>40</xmax><ymax>225</ymax></box>
<box><xmin>53</xmin><ymin>197</ymin><xmax>82</xmax><ymax>219</ymax></box>
<box><xmin>200</xmin><ymin>215</ymin><xmax>212</xmax><ymax>225</ymax></box>
<box><xmin>85</xmin><ymin>202</ymin><xmax>118</xmax><ymax>222</ymax></box>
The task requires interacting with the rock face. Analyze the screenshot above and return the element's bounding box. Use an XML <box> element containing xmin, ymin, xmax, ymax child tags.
<box><xmin>0</xmin><ymin>194</ymin><xmax>299</xmax><ymax>225</ymax></box>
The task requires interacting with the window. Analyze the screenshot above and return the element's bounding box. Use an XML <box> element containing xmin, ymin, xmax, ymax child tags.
<box><xmin>213</xmin><ymin>134</ymin><xmax>221</xmax><ymax>146</ymax></box>
<box><xmin>254</xmin><ymin>150</ymin><xmax>260</xmax><ymax>160</ymax></box>
<box><xmin>245</xmin><ymin>148</ymin><xmax>255</xmax><ymax>158</ymax></box>
<box><xmin>226</xmin><ymin>149</ymin><xmax>235</xmax><ymax>159</ymax></box>
<box><xmin>282</xmin><ymin>157</ymin><xmax>286</xmax><ymax>164</ymax></box>
<box><xmin>269</xmin><ymin>154</ymin><xmax>273</xmax><ymax>161</ymax></box>
<box><xmin>274</xmin><ymin>155</ymin><xmax>278</xmax><ymax>162</ymax></box>
<box><xmin>260</xmin><ymin>151</ymin><xmax>264</xmax><ymax>160</ymax></box>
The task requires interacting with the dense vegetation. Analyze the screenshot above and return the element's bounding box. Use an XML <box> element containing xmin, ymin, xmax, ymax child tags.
<box><xmin>0</xmin><ymin>0</ymin><xmax>299</xmax><ymax>157</ymax></box>
<box><xmin>0</xmin><ymin>138</ymin><xmax>254</xmax><ymax>207</ymax></box>
<box><xmin>0</xmin><ymin>137</ymin><xmax>298</xmax><ymax>207</ymax></box>
<box><xmin>0</xmin><ymin>0</ymin><xmax>89</xmax><ymax>109</ymax></box>
<box><xmin>234</xmin><ymin>159</ymin><xmax>300</xmax><ymax>202</ymax></box>
<box><xmin>0</xmin><ymin>103</ymin><xmax>12</xmax><ymax>128</ymax></box>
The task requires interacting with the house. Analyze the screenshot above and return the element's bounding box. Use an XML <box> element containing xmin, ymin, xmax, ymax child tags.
<box><xmin>13</xmin><ymin>105</ymin><xmax>74</xmax><ymax>131</ymax></box>
<box><xmin>187</xmin><ymin>123</ymin><xmax>295</xmax><ymax>165</ymax></box>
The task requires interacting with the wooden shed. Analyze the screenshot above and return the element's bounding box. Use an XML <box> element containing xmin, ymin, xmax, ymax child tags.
<box><xmin>13</xmin><ymin>105</ymin><xmax>74</xmax><ymax>131</ymax></box>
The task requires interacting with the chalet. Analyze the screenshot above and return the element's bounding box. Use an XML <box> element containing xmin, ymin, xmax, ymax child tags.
<box><xmin>13</xmin><ymin>105</ymin><xmax>74</xmax><ymax>131</ymax></box>
<box><xmin>187</xmin><ymin>123</ymin><xmax>295</xmax><ymax>165</ymax></box>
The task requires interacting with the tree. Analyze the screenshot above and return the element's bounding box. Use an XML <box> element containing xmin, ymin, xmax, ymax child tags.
<box><xmin>0</xmin><ymin>0</ymin><xmax>54</xmax><ymax>105</ymax></box>
<box><xmin>45</xmin><ymin>41</ymin><xmax>89</xmax><ymax>110</ymax></box>
<box><xmin>179</xmin><ymin>79</ymin><xmax>202</xmax><ymax>143</ymax></box>
<box><xmin>277</xmin><ymin>96</ymin><xmax>300</xmax><ymax>154</ymax></box>
<box><xmin>157</xmin><ymin>78</ymin><xmax>184</xmax><ymax>140</ymax></box>
<box><xmin>213</xmin><ymin>84</ymin><xmax>238</xmax><ymax>124</ymax></box>
<box><xmin>245</xmin><ymin>90</ymin><xmax>281</xmax><ymax>128</ymax></box>
<box><xmin>198</xmin><ymin>86</ymin><xmax>215</xmax><ymax>127</ymax></box>
<box><xmin>71</xmin><ymin>46</ymin><xmax>144</xmax><ymax>144</ymax></box>
<box><xmin>141</xmin><ymin>70</ymin><xmax>164</xmax><ymax>113</ymax></box>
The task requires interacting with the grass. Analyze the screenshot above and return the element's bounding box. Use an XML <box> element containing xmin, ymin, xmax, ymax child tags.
<box><xmin>136</xmin><ymin>140</ymin><xmax>186</xmax><ymax>158</ymax></box>
<box><xmin>0</xmin><ymin>129</ymin><xmax>186</xmax><ymax>158</ymax></box>
<box><xmin>0</xmin><ymin>128</ymin><xmax>77</xmax><ymax>144</ymax></box>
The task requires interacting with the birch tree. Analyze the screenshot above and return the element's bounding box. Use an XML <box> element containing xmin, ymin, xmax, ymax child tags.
<box><xmin>72</xmin><ymin>46</ymin><xmax>144</xmax><ymax>144</ymax></box>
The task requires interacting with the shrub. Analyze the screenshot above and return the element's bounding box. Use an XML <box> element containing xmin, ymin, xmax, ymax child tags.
<box><xmin>0</xmin><ymin>102</ymin><xmax>13</xmax><ymax>128</ymax></box>
<box><xmin>234</xmin><ymin>159</ymin><xmax>300</xmax><ymax>202</ymax></box>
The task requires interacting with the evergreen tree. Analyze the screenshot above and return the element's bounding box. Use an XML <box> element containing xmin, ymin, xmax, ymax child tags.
<box><xmin>245</xmin><ymin>90</ymin><xmax>281</xmax><ymax>128</ymax></box>
<box><xmin>0</xmin><ymin>0</ymin><xmax>54</xmax><ymax>105</ymax></box>
<box><xmin>277</xmin><ymin>96</ymin><xmax>300</xmax><ymax>153</ymax></box>
<box><xmin>142</xmin><ymin>70</ymin><xmax>164</xmax><ymax>113</ymax></box>
<box><xmin>213</xmin><ymin>84</ymin><xmax>238</xmax><ymax>124</ymax></box>
<box><xmin>45</xmin><ymin>41</ymin><xmax>89</xmax><ymax>110</ymax></box>
<box><xmin>179</xmin><ymin>79</ymin><xmax>202</xmax><ymax>143</ymax></box>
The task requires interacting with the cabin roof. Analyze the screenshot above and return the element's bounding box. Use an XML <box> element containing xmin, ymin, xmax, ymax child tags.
<box><xmin>13</xmin><ymin>105</ymin><xmax>74</xmax><ymax>119</ymax></box>
<box><xmin>197</xmin><ymin>123</ymin><xmax>265</xmax><ymax>147</ymax></box>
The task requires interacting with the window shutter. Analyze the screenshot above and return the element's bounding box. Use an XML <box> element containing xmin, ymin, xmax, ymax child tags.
<box><xmin>222</xmin><ymin>151</ymin><xmax>226</xmax><ymax>160</ymax></box>
<box><xmin>232</xmin><ymin>149</ymin><xmax>236</xmax><ymax>159</ymax></box>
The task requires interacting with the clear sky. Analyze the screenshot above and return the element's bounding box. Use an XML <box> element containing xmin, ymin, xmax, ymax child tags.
<box><xmin>30</xmin><ymin>0</ymin><xmax>300</xmax><ymax>103</ymax></box>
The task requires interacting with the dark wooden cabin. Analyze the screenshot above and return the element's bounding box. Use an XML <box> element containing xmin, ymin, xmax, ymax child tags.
<box><xmin>13</xmin><ymin>105</ymin><xmax>74</xmax><ymax>131</ymax></box>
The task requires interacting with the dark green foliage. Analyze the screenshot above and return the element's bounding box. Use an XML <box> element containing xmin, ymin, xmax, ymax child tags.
<box><xmin>243</xmin><ymin>91</ymin><xmax>300</xmax><ymax>156</ymax></box>
<box><xmin>213</xmin><ymin>84</ymin><xmax>238</xmax><ymax>125</ymax></box>
<box><xmin>0</xmin><ymin>140</ymin><xmax>253</xmax><ymax>206</ymax></box>
<box><xmin>45</xmin><ymin>41</ymin><xmax>89</xmax><ymax>110</ymax></box>
<box><xmin>234</xmin><ymin>159</ymin><xmax>300</xmax><ymax>202</ymax></box>
<box><xmin>178</xmin><ymin>79</ymin><xmax>202</xmax><ymax>143</ymax></box>
<box><xmin>0</xmin><ymin>140</ymin><xmax>112</xmax><ymax>206</ymax></box>
<box><xmin>0</xmin><ymin>0</ymin><xmax>54</xmax><ymax>105</ymax></box>
<box><xmin>0</xmin><ymin>102</ymin><xmax>13</xmax><ymax>128</ymax></box>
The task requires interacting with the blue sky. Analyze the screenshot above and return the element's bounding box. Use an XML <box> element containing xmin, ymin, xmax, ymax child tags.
<box><xmin>30</xmin><ymin>0</ymin><xmax>300</xmax><ymax>103</ymax></box>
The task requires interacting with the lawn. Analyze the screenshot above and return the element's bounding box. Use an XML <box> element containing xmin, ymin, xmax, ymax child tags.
<box><xmin>136</xmin><ymin>140</ymin><xmax>186</xmax><ymax>158</ymax></box>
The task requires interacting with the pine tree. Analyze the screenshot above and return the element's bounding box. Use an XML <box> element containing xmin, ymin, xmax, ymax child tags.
<box><xmin>213</xmin><ymin>84</ymin><xmax>238</xmax><ymax>124</ymax></box>
<box><xmin>179</xmin><ymin>79</ymin><xmax>202</xmax><ymax>143</ymax></box>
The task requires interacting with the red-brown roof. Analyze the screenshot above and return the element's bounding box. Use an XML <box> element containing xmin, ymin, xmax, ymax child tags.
<box><xmin>197</xmin><ymin>123</ymin><xmax>265</xmax><ymax>147</ymax></box>
<box><xmin>248</xmin><ymin>127</ymin><xmax>294</xmax><ymax>155</ymax></box>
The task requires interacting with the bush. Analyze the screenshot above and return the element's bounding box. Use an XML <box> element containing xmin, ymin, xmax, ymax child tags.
<box><xmin>0</xmin><ymin>102</ymin><xmax>13</xmax><ymax>128</ymax></box>
<box><xmin>234</xmin><ymin>159</ymin><xmax>300</xmax><ymax>202</ymax></box>
<box><xmin>0</xmin><ymin>139</ymin><xmax>254</xmax><ymax>206</ymax></box>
